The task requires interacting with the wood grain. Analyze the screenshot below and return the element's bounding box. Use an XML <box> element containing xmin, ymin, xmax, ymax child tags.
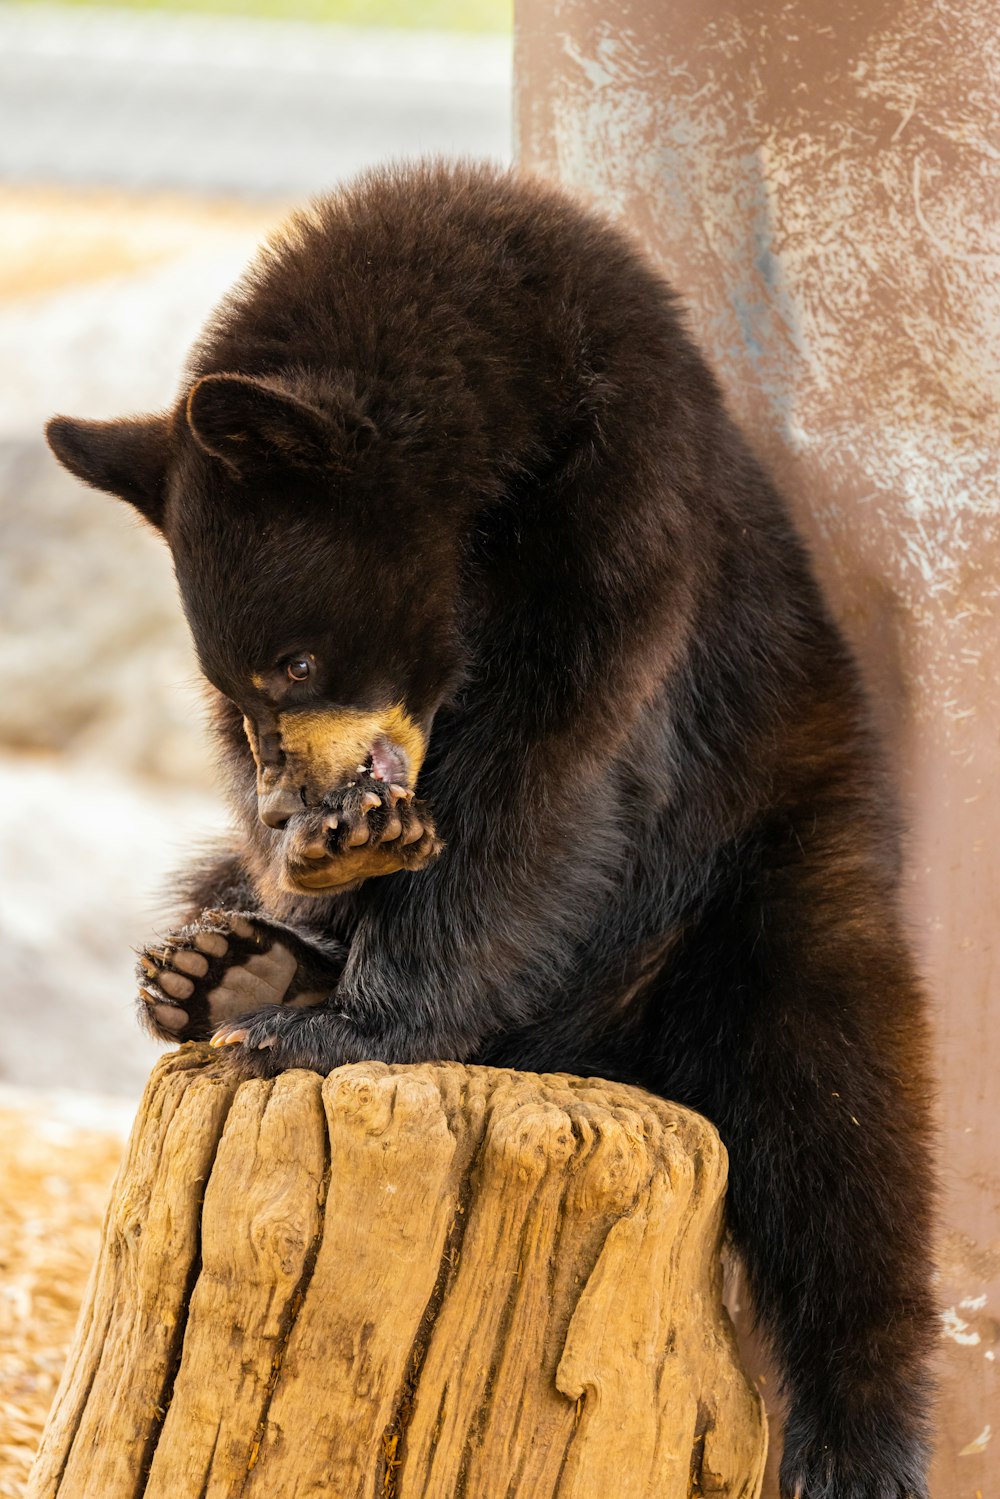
<box><xmin>27</xmin><ymin>1048</ymin><xmax>766</xmax><ymax>1498</ymax></box>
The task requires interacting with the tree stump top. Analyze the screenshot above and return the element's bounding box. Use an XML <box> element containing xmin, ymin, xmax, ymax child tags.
<box><xmin>29</xmin><ymin>1047</ymin><xmax>766</xmax><ymax>1499</ymax></box>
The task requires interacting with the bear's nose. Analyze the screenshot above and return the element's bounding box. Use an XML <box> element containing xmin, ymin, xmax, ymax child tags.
<box><xmin>257</xmin><ymin>784</ymin><xmax>303</xmax><ymax>830</ymax></box>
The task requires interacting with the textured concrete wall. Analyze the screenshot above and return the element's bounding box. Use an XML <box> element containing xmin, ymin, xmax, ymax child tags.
<box><xmin>515</xmin><ymin>3</ymin><xmax>999</xmax><ymax>1493</ymax></box>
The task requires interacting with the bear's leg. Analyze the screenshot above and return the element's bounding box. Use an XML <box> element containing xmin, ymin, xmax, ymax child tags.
<box><xmin>715</xmin><ymin>1033</ymin><xmax>934</xmax><ymax>1498</ymax></box>
<box><xmin>690</xmin><ymin>855</ymin><xmax>936</xmax><ymax>1499</ymax></box>
<box><xmin>137</xmin><ymin>911</ymin><xmax>347</xmax><ymax>1043</ymax></box>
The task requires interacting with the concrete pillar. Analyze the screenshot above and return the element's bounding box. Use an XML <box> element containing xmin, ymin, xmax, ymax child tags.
<box><xmin>515</xmin><ymin>3</ymin><xmax>998</xmax><ymax>1494</ymax></box>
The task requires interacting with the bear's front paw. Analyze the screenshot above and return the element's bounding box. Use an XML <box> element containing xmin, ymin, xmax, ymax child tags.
<box><xmin>137</xmin><ymin>910</ymin><xmax>327</xmax><ymax>1043</ymax></box>
<box><xmin>283</xmin><ymin>775</ymin><xmax>442</xmax><ymax>894</ymax></box>
<box><xmin>210</xmin><ymin>1003</ymin><xmax>362</xmax><ymax>1079</ymax></box>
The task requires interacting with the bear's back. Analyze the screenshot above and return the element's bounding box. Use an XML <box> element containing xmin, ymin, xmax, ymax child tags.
<box><xmin>187</xmin><ymin>161</ymin><xmax>705</xmax><ymax>455</ymax></box>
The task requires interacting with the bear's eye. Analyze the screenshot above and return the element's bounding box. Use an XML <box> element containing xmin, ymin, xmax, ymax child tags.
<box><xmin>285</xmin><ymin>655</ymin><xmax>314</xmax><ymax>683</ymax></box>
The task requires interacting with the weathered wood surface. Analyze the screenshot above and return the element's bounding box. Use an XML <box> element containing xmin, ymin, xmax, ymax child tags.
<box><xmin>28</xmin><ymin>1047</ymin><xmax>766</xmax><ymax>1499</ymax></box>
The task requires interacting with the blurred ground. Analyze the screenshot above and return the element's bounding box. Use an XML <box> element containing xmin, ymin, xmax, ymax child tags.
<box><xmin>0</xmin><ymin>1085</ymin><xmax>131</xmax><ymax>1497</ymax></box>
<box><xmin>0</xmin><ymin>7</ymin><xmax>511</xmax><ymax>1102</ymax></box>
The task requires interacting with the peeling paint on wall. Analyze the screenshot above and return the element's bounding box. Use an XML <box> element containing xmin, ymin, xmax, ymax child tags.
<box><xmin>958</xmin><ymin>1424</ymin><xmax>992</xmax><ymax>1457</ymax></box>
<box><xmin>943</xmin><ymin>1307</ymin><xmax>982</xmax><ymax>1346</ymax></box>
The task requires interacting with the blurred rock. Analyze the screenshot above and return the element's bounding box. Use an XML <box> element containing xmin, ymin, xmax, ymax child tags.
<box><xmin>0</xmin><ymin>187</ymin><xmax>278</xmax><ymax>781</ymax></box>
<box><xmin>0</xmin><ymin>754</ymin><xmax>226</xmax><ymax>1097</ymax></box>
<box><xmin>0</xmin><ymin>438</ymin><xmax>214</xmax><ymax>785</ymax></box>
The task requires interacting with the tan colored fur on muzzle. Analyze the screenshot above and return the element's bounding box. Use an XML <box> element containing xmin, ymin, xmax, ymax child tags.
<box><xmin>246</xmin><ymin>704</ymin><xmax>428</xmax><ymax>824</ymax></box>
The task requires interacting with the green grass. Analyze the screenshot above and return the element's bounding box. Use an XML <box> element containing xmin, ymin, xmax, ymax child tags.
<box><xmin>14</xmin><ymin>0</ymin><xmax>512</xmax><ymax>30</ymax></box>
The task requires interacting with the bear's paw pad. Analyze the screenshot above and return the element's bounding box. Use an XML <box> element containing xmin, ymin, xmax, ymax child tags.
<box><xmin>136</xmin><ymin>911</ymin><xmax>306</xmax><ymax>1042</ymax></box>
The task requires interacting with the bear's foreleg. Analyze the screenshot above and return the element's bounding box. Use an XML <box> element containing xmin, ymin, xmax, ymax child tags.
<box><xmin>207</xmin><ymin>805</ymin><xmax>618</xmax><ymax>1077</ymax></box>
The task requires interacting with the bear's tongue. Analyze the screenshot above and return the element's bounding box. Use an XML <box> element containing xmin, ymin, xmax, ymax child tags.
<box><xmin>368</xmin><ymin>736</ymin><xmax>408</xmax><ymax>785</ymax></box>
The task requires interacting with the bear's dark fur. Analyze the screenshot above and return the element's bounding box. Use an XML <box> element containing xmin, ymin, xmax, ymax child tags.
<box><xmin>47</xmin><ymin>162</ymin><xmax>935</xmax><ymax>1499</ymax></box>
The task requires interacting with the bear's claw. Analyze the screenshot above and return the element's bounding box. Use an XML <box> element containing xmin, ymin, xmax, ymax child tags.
<box><xmin>209</xmin><ymin>1003</ymin><xmax>361</xmax><ymax>1079</ymax></box>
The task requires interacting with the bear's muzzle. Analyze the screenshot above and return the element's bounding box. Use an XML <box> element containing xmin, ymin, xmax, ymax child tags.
<box><xmin>243</xmin><ymin>703</ymin><xmax>427</xmax><ymax>831</ymax></box>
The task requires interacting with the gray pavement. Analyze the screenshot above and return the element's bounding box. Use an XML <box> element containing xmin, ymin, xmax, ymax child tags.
<box><xmin>0</xmin><ymin>4</ymin><xmax>512</xmax><ymax>198</ymax></box>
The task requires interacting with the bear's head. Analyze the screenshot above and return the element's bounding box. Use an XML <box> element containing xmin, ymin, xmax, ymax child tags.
<box><xmin>45</xmin><ymin>370</ymin><xmax>468</xmax><ymax>894</ymax></box>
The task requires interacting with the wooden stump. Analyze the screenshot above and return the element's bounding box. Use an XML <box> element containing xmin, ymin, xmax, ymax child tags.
<box><xmin>27</xmin><ymin>1047</ymin><xmax>767</xmax><ymax>1499</ymax></box>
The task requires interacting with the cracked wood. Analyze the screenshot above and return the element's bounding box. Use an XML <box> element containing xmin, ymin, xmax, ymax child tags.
<box><xmin>27</xmin><ymin>1048</ymin><xmax>767</xmax><ymax>1498</ymax></box>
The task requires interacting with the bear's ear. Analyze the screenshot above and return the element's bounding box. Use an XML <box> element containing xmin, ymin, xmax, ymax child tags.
<box><xmin>185</xmin><ymin>372</ymin><xmax>374</xmax><ymax>475</ymax></box>
<box><xmin>45</xmin><ymin>413</ymin><xmax>171</xmax><ymax>529</ymax></box>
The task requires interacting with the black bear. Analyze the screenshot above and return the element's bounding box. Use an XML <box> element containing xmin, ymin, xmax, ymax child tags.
<box><xmin>47</xmin><ymin>161</ymin><xmax>934</xmax><ymax>1499</ymax></box>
